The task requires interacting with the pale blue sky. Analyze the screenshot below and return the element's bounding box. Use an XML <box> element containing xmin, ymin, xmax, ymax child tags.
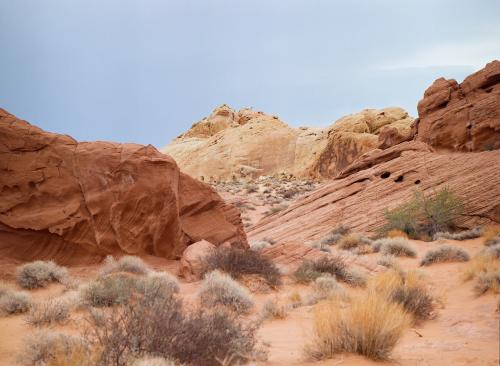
<box><xmin>1</xmin><ymin>0</ymin><xmax>499</xmax><ymax>147</ymax></box>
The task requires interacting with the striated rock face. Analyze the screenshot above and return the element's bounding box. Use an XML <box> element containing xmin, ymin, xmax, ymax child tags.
<box><xmin>416</xmin><ymin>60</ymin><xmax>500</xmax><ymax>151</ymax></box>
<box><xmin>0</xmin><ymin>109</ymin><xmax>247</xmax><ymax>264</ymax></box>
<box><xmin>162</xmin><ymin>105</ymin><xmax>413</xmax><ymax>181</ymax></box>
<box><xmin>248</xmin><ymin>142</ymin><xmax>500</xmax><ymax>243</ymax></box>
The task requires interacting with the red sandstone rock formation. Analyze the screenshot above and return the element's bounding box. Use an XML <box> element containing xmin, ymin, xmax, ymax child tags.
<box><xmin>0</xmin><ymin>109</ymin><xmax>247</xmax><ymax>264</ymax></box>
<box><xmin>248</xmin><ymin>142</ymin><xmax>500</xmax><ymax>243</ymax></box>
<box><xmin>416</xmin><ymin>60</ymin><xmax>500</xmax><ymax>151</ymax></box>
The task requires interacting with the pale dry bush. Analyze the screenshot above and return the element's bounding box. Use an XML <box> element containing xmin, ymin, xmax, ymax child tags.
<box><xmin>138</xmin><ymin>271</ymin><xmax>180</xmax><ymax>299</ymax></box>
<box><xmin>474</xmin><ymin>270</ymin><xmax>500</xmax><ymax>295</ymax></box>
<box><xmin>99</xmin><ymin>255</ymin><xmax>151</xmax><ymax>276</ymax></box>
<box><xmin>337</xmin><ymin>233</ymin><xmax>372</xmax><ymax>251</ymax></box>
<box><xmin>16</xmin><ymin>261</ymin><xmax>69</xmax><ymax>289</ymax></box>
<box><xmin>305</xmin><ymin>275</ymin><xmax>346</xmax><ymax>305</ymax></box>
<box><xmin>0</xmin><ymin>288</ymin><xmax>32</xmax><ymax>315</ymax></box>
<box><xmin>81</xmin><ymin>273</ymin><xmax>139</xmax><ymax>307</ymax></box>
<box><xmin>249</xmin><ymin>240</ymin><xmax>272</xmax><ymax>251</ymax></box>
<box><xmin>293</xmin><ymin>256</ymin><xmax>366</xmax><ymax>287</ymax></box>
<box><xmin>483</xmin><ymin>225</ymin><xmax>500</xmax><ymax>246</ymax></box>
<box><xmin>433</xmin><ymin>227</ymin><xmax>482</xmax><ymax>241</ymax></box>
<box><xmin>420</xmin><ymin>245</ymin><xmax>469</xmax><ymax>266</ymax></box>
<box><xmin>378</xmin><ymin>238</ymin><xmax>417</xmax><ymax>257</ymax></box>
<box><xmin>463</xmin><ymin>248</ymin><xmax>500</xmax><ymax>296</ymax></box>
<box><xmin>377</xmin><ymin>255</ymin><xmax>401</xmax><ymax>270</ymax></box>
<box><xmin>306</xmin><ymin>290</ymin><xmax>411</xmax><ymax>360</ymax></box>
<box><xmin>198</xmin><ymin>271</ymin><xmax>253</xmax><ymax>314</ymax></box>
<box><xmin>26</xmin><ymin>299</ymin><xmax>71</xmax><ymax>327</ymax></box>
<box><xmin>260</xmin><ymin>298</ymin><xmax>288</xmax><ymax>320</ymax></box>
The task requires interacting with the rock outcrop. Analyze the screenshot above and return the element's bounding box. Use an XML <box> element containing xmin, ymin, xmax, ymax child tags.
<box><xmin>0</xmin><ymin>109</ymin><xmax>247</xmax><ymax>264</ymax></box>
<box><xmin>179</xmin><ymin>240</ymin><xmax>215</xmax><ymax>281</ymax></box>
<box><xmin>161</xmin><ymin>105</ymin><xmax>413</xmax><ymax>181</ymax></box>
<box><xmin>415</xmin><ymin>60</ymin><xmax>500</xmax><ymax>151</ymax></box>
<box><xmin>248</xmin><ymin>142</ymin><xmax>500</xmax><ymax>243</ymax></box>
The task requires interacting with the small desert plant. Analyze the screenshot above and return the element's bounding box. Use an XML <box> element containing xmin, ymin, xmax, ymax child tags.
<box><xmin>19</xmin><ymin>330</ymin><xmax>87</xmax><ymax>366</ymax></box>
<box><xmin>370</xmin><ymin>270</ymin><xmax>434</xmax><ymax>322</ymax></box>
<box><xmin>387</xmin><ymin>229</ymin><xmax>409</xmax><ymax>239</ymax></box>
<box><xmin>293</xmin><ymin>257</ymin><xmax>365</xmax><ymax>287</ymax></box>
<box><xmin>26</xmin><ymin>299</ymin><xmax>71</xmax><ymax>327</ymax></box>
<box><xmin>463</xmin><ymin>255</ymin><xmax>499</xmax><ymax>281</ymax></box>
<box><xmin>381</xmin><ymin>188</ymin><xmax>464</xmax><ymax>239</ymax></box>
<box><xmin>260</xmin><ymin>298</ymin><xmax>287</xmax><ymax>320</ymax></box>
<box><xmin>319</xmin><ymin>224</ymin><xmax>351</xmax><ymax>246</ymax></box>
<box><xmin>480</xmin><ymin>244</ymin><xmax>500</xmax><ymax>259</ymax></box>
<box><xmin>377</xmin><ymin>255</ymin><xmax>401</xmax><ymax>270</ymax></box>
<box><xmin>474</xmin><ymin>270</ymin><xmax>500</xmax><ymax>295</ymax></box>
<box><xmin>263</xmin><ymin>204</ymin><xmax>288</xmax><ymax>217</ymax></box>
<box><xmin>16</xmin><ymin>261</ymin><xmax>68</xmax><ymax>289</ymax></box>
<box><xmin>137</xmin><ymin>271</ymin><xmax>180</xmax><ymax>301</ymax></box>
<box><xmin>433</xmin><ymin>227</ymin><xmax>482</xmax><ymax>241</ymax></box>
<box><xmin>420</xmin><ymin>245</ymin><xmax>469</xmax><ymax>266</ymax></box>
<box><xmin>379</xmin><ymin>238</ymin><xmax>417</xmax><ymax>257</ymax></box>
<box><xmin>81</xmin><ymin>273</ymin><xmax>138</xmax><ymax>307</ymax></box>
<box><xmin>307</xmin><ymin>290</ymin><xmax>410</xmax><ymax>360</ymax></box>
<box><xmin>305</xmin><ymin>276</ymin><xmax>345</xmax><ymax>305</ymax></box>
<box><xmin>0</xmin><ymin>288</ymin><xmax>32</xmax><ymax>315</ymax></box>
<box><xmin>337</xmin><ymin>233</ymin><xmax>372</xmax><ymax>251</ymax></box>
<box><xmin>99</xmin><ymin>255</ymin><xmax>151</xmax><ymax>276</ymax></box>
<box><xmin>198</xmin><ymin>271</ymin><xmax>253</xmax><ymax>314</ymax></box>
<box><xmin>483</xmin><ymin>225</ymin><xmax>500</xmax><ymax>246</ymax></box>
<box><xmin>201</xmin><ymin>246</ymin><xmax>281</xmax><ymax>286</ymax></box>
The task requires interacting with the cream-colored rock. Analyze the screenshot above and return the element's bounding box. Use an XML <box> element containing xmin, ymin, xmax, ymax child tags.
<box><xmin>161</xmin><ymin>105</ymin><xmax>414</xmax><ymax>180</ymax></box>
<box><xmin>179</xmin><ymin>239</ymin><xmax>215</xmax><ymax>281</ymax></box>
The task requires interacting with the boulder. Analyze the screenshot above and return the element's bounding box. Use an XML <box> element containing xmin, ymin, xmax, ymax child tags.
<box><xmin>416</xmin><ymin>60</ymin><xmax>500</xmax><ymax>151</ymax></box>
<box><xmin>179</xmin><ymin>239</ymin><xmax>215</xmax><ymax>281</ymax></box>
<box><xmin>0</xmin><ymin>109</ymin><xmax>247</xmax><ymax>264</ymax></box>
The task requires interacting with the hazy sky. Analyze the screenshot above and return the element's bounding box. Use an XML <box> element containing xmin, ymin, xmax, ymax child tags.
<box><xmin>1</xmin><ymin>1</ymin><xmax>499</xmax><ymax>147</ymax></box>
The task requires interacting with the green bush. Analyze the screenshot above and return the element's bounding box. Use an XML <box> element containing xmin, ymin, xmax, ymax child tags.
<box><xmin>380</xmin><ymin>188</ymin><xmax>464</xmax><ymax>239</ymax></box>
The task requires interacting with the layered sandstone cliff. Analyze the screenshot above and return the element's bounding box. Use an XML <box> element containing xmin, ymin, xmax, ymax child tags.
<box><xmin>0</xmin><ymin>109</ymin><xmax>247</xmax><ymax>264</ymax></box>
<box><xmin>161</xmin><ymin>105</ymin><xmax>413</xmax><ymax>181</ymax></box>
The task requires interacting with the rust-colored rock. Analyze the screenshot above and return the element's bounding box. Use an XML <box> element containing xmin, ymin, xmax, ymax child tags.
<box><xmin>249</xmin><ymin>142</ymin><xmax>500</xmax><ymax>243</ymax></box>
<box><xmin>416</xmin><ymin>60</ymin><xmax>500</xmax><ymax>151</ymax></box>
<box><xmin>0</xmin><ymin>109</ymin><xmax>247</xmax><ymax>264</ymax></box>
<box><xmin>179</xmin><ymin>239</ymin><xmax>215</xmax><ymax>281</ymax></box>
<box><xmin>161</xmin><ymin>105</ymin><xmax>413</xmax><ymax>180</ymax></box>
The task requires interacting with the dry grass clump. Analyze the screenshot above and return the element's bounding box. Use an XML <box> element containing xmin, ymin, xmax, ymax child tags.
<box><xmin>100</xmin><ymin>255</ymin><xmax>151</xmax><ymax>276</ymax></box>
<box><xmin>463</xmin><ymin>255</ymin><xmax>499</xmax><ymax>281</ymax></box>
<box><xmin>387</xmin><ymin>229</ymin><xmax>409</xmax><ymax>239</ymax></box>
<box><xmin>483</xmin><ymin>225</ymin><xmax>500</xmax><ymax>246</ymax></box>
<box><xmin>377</xmin><ymin>238</ymin><xmax>417</xmax><ymax>257</ymax></box>
<box><xmin>201</xmin><ymin>246</ymin><xmax>281</xmax><ymax>287</ymax></box>
<box><xmin>319</xmin><ymin>224</ymin><xmax>351</xmax><ymax>246</ymax></box>
<box><xmin>263</xmin><ymin>203</ymin><xmax>288</xmax><ymax>217</ymax></box>
<box><xmin>337</xmin><ymin>233</ymin><xmax>372</xmax><ymax>251</ymax></box>
<box><xmin>198</xmin><ymin>271</ymin><xmax>253</xmax><ymax>314</ymax></box>
<box><xmin>137</xmin><ymin>271</ymin><xmax>180</xmax><ymax>300</ymax></box>
<box><xmin>370</xmin><ymin>270</ymin><xmax>434</xmax><ymax>322</ymax></box>
<box><xmin>306</xmin><ymin>290</ymin><xmax>410</xmax><ymax>360</ymax></box>
<box><xmin>26</xmin><ymin>299</ymin><xmax>71</xmax><ymax>327</ymax></box>
<box><xmin>250</xmin><ymin>240</ymin><xmax>272</xmax><ymax>251</ymax></box>
<box><xmin>260</xmin><ymin>298</ymin><xmax>288</xmax><ymax>320</ymax></box>
<box><xmin>377</xmin><ymin>255</ymin><xmax>401</xmax><ymax>270</ymax></box>
<box><xmin>293</xmin><ymin>257</ymin><xmax>366</xmax><ymax>287</ymax></box>
<box><xmin>305</xmin><ymin>275</ymin><xmax>345</xmax><ymax>305</ymax></box>
<box><xmin>420</xmin><ymin>245</ymin><xmax>469</xmax><ymax>266</ymax></box>
<box><xmin>16</xmin><ymin>261</ymin><xmax>68</xmax><ymax>289</ymax></box>
<box><xmin>81</xmin><ymin>273</ymin><xmax>138</xmax><ymax>307</ymax></box>
<box><xmin>474</xmin><ymin>270</ymin><xmax>500</xmax><ymax>295</ymax></box>
<box><xmin>19</xmin><ymin>330</ymin><xmax>88</xmax><ymax>366</ymax></box>
<box><xmin>85</xmin><ymin>293</ymin><xmax>264</xmax><ymax>366</ymax></box>
<box><xmin>433</xmin><ymin>227</ymin><xmax>482</xmax><ymax>241</ymax></box>
<box><xmin>0</xmin><ymin>286</ymin><xmax>32</xmax><ymax>315</ymax></box>
<box><xmin>480</xmin><ymin>244</ymin><xmax>500</xmax><ymax>259</ymax></box>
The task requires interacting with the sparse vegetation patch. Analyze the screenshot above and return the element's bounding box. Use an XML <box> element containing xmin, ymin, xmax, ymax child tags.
<box><xmin>16</xmin><ymin>261</ymin><xmax>68</xmax><ymax>289</ymax></box>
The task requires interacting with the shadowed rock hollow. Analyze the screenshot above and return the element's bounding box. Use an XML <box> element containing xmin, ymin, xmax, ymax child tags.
<box><xmin>0</xmin><ymin>109</ymin><xmax>247</xmax><ymax>264</ymax></box>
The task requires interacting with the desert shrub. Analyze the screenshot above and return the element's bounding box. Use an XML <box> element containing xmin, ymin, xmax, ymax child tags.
<box><xmin>474</xmin><ymin>270</ymin><xmax>500</xmax><ymax>296</ymax></box>
<box><xmin>26</xmin><ymin>299</ymin><xmax>71</xmax><ymax>327</ymax></box>
<box><xmin>81</xmin><ymin>274</ymin><xmax>138</xmax><ymax>307</ymax></box>
<box><xmin>85</xmin><ymin>293</ymin><xmax>264</xmax><ymax>366</ymax></box>
<box><xmin>201</xmin><ymin>246</ymin><xmax>281</xmax><ymax>286</ymax></box>
<box><xmin>137</xmin><ymin>272</ymin><xmax>180</xmax><ymax>301</ymax></box>
<box><xmin>100</xmin><ymin>255</ymin><xmax>151</xmax><ymax>276</ymax></box>
<box><xmin>19</xmin><ymin>330</ymin><xmax>87</xmax><ymax>366</ymax></box>
<box><xmin>380</xmin><ymin>188</ymin><xmax>464</xmax><ymax>239</ymax></box>
<box><xmin>319</xmin><ymin>224</ymin><xmax>351</xmax><ymax>246</ymax></box>
<box><xmin>0</xmin><ymin>289</ymin><xmax>32</xmax><ymax>315</ymax></box>
<box><xmin>379</xmin><ymin>238</ymin><xmax>417</xmax><ymax>257</ymax></box>
<box><xmin>370</xmin><ymin>270</ymin><xmax>434</xmax><ymax>322</ymax></box>
<box><xmin>16</xmin><ymin>261</ymin><xmax>68</xmax><ymax>289</ymax></box>
<box><xmin>480</xmin><ymin>244</ymin><xmax>500</xmax><ymax>259</ymax></box>
<box><xmin>337</xmin><ymin>233</ymin><xmax>372</xmax><ymax>251</ymax></box>
<box><xmin>198</xmin><ymin>271</ymin><xmax>253</xmax><ymax>314</ymax></box>
<box><xmin>306</xmin><ymin>290</ymin><xmax>410</xmax><ymax>360</ymax></box>
<box><xmin>420</xmin><ymin>245</ymin><xmax>469</xmax><ymax>266</ymax></box>
<box><xmin>377</xmin><ymin>255</ymin><xmax>400</xmax><ymax>270</ymax></box>
<box><xmin>306</xmin><ymin>240</ymin><xmax>331</xmax><ymax>253</ymax></box>
<box><xmin>463</xmin><ymin>255</ymin><xmax>499</xmax><ymax>281</ymax></box>
<box><xmin>387</xmin><ymin>229</ymin><xmax>409</xmax><ymax>239</ymax></box>
<box><xmin>305</xmin><ymin>275</ymin><xmax>345</xmax><ymax>305</ymax></box>
<box><xmin>250</xmin><ymin>240</ymin><xmax>272</xmax><ymax>251</ymax></box>
<box><xmin>483</xmin><ymin>225</ymin><xmax>500</xmax><ymax>246</ymax></box>
<box><xmin>260</xmin><ymin>298</ymin><xmax>287</xmax><ymax>320</ymax></box>
<box><xmin>293</xmin><ymin>257</ymin><xmax>365</xmax><ymax>287</ymax></box>
<box><xmin>433</xmin><ymin>227</ymin><xmax>482</xmax><ymax>241</ymax></box>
